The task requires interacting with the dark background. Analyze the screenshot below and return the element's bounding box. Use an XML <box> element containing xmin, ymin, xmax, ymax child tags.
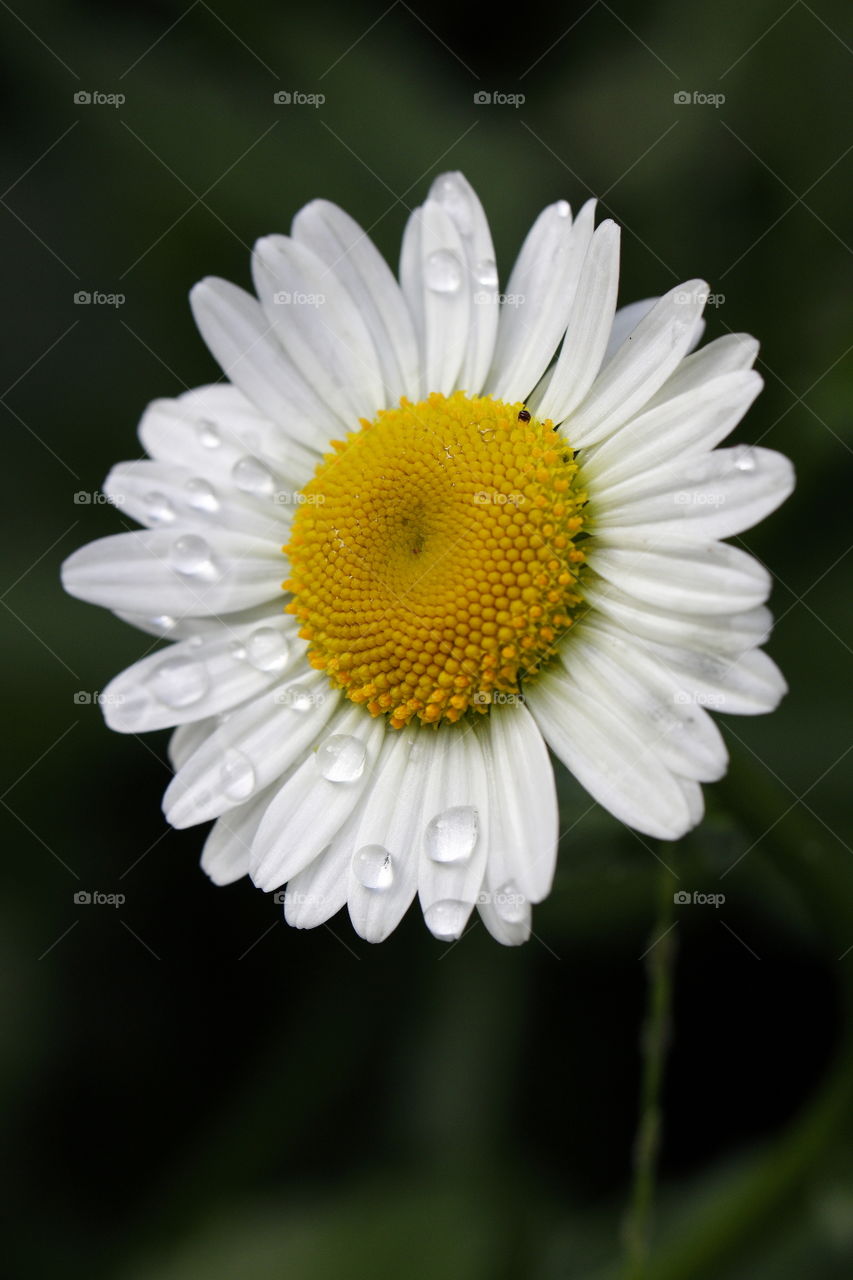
<box><xmin>2</xmin><ymin>0</ymin><xmax>851</xmax><ymax>1276</ymax></box>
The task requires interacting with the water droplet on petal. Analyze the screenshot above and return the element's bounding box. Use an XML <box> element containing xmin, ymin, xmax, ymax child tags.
<box><xmin>187</xmin><ymin>634</ymin><xmax>203</xmax><ymax>649</ymax></box>
<box><xmin>168</xmin><ymin>535</ymin><xmax>220</xmax><ymax>580</ymax></box>
<box><xmin>196</xmin><ymin>420</ymin><xmax>220</xmax><ymax>448</ymax></box>
<box><xmin>555</xmin><ymin>199</ymin><xmax>571</xmax><ymax>218</ymax></box>
<box><xmin>474</xmin><ymin>258</ymin><xmax>498</xmax><ymax>287</ymax></box>
<box><xmin>494</xmin><ymin>880</ymin><xmax>527</xmax><ymax>924</ymax></box>
<box><xmin>425</xmin><ymin>805</ymin><xmax>479</xmax><ymax>863</ymax></box>
<box><xmin>149</xmin><ymin>614</ymin><xmax>177</xmax><ymax>634</ymax></box>
<box><xmin>425</xmin><ymin>249</ymin><xmax>462</xmax><ymax>294</ymax></box>
<box><xmin>144</xmin><ymin>492</ymin><xmax>176</xmax><ymax>525</ymax></box>
<box><xmin>229</xmin><ymin>641</ymin><xmax>247</xmax><ymax>660</ymax></box>
<box><xmin>185</xmin><ymin>477</ymin><xmax>220</xmax><ymax>513</ymax></box>
<box><xmin>424</xmin><ymin>899</ymin><xmax>469</xmax><ymax>940</ymax></box>
<box><xmin>434</xmin><ymin>175</ymin><xmax>474</xmax><ymax>235</ymax></box>
<box><xmin>148</xmin><ymin>655</ymin><xmax>209</xmax><ymax>708</ymax></box>
<box><xmin>246</xmin><ymin>626</ymin><xmax>289</xmax><ymax>673</ymax></box>
<box><xmin>352</xmin><ymin>845</ymin><xmax>394</xmax><ymax>890</ymax></box>
<box><xmin>316</xmin><ymin>734</ymin><xmax>366</xmax><ymax>782</ymax></box>
<box><xmin>232</xmin><ymin>456</ymin><xmax>276</xmax><ymax>497</ymax></box>
<box><xmin>734</xmin><ymin>446</ymin><xmax>757</xmax><ymax>472</ymax></box>
<box><xmin>220</xmin><ymin>748</ymin><xmax>255</xmax><ymax>801</ymax></box>
<box><xmin>288</xmin><ymin>684</ymin><xmax>316</xmax><ymax>711</ymax></box>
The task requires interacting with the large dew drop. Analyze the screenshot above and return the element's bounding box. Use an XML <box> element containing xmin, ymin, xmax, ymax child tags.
<box><xmin>423</xmin><ymin>899</ymin><xmax>468</xmax><ymax>940</ymax></box>
<box><xmin>352</xmin><ymin>845</ymin><xmax>394</xmax><ymax>890</ymax></box>
<box><xmin>425</xmin><ymin>249</ymin><xmax>462</xmax><ymax>294</ymax></box>
<box><xmin>315</xmin><ymin>734</ymin><xmax>366</xmax><ymax>782</ymax></box>
<box><xmin>245</xmin><ymin>626</ymin><xmax>289</xmax><ymax>673</ymax></box>
<box><xmin>168</xmin><ymin>535</ymin><xmax>220</xmax><ymax>580</ymax></box>
<box><xmin>220</xmin><ymin>748</ymin><xmax>255</xmax><ymax>801</ymax></box>
<box><xmin>232</xmin><ymin>456</ymin><xmax>276</xmax><ymax>497</ymax></box>
<box><xmin>424</xmin><ymin>806</ymin><xmax>479</xmax><ymax>863</ymax></box>
<box><xmin>148</xmin><ymin>655</ymin><xmax>209</xmax><ymax>709</ymax></box>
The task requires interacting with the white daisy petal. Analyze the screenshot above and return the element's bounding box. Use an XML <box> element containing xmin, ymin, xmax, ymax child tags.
<box><xmin>526</xmin><ymin>665</ymin><xmax>692</xmax><ymax>840</ymax></box>
<box><xmin>532</xmin><ymin>219</ymin><xmax>621</xmax><ymax>423</ymax></box>
<box><xmin>100</xmin><ymin>615</ymin><xmax>301</xmax><ymax>734</ymax></box>
<box><xmin>582</xmin><ymin>370</ymin><xmax>763</xmax><ymax>488</ymax></box>
<box><xmin>567</xmin><ymin>626</ymin><xmax>728</xmax><ymax>782</ymax></box>
<box><xmin>641</xmin><ymin>642</ymin><xmax>788</xmax><ymax>716</ymax></box>
<box><xmin>283</xmin><ymin>812</ymin><xmax>358</xmax><ymax>929</ymax></box>
<box><xmin>602</xmin><ymin>298</ymin><xmax>657</xmax><ymax>363</ymax></box>
<box><xmin>61</xmin><ymin>528</ymin><xmax>285</xmax><ymax>616</ymax></box>
<box><xmin>477</xmin><ymin>887</ymin><xmax>532</xmax><ymax>946</ymax></box>
<box><xmin>163</xmin><ymin>674</ymin><xmax>339</xmax><ymax>829</ymax></box>
<box><xmin>292</xmin><ymin>199</ymin><xmax>420</xmax><ymax>405</ymax></box>
<box><xmin>104</xmin><ymin>459</ymin><xmax>290</xmax><ymax>543</ymax></box>
<box><xmin>416</xmin><ymin>727</ymin><xmax>490</xmax><ymax>941</ymax></box>
<box><xmin>583</xmin><ymin>578</ymin><xmax>772</xmax><ymax>655</ymax></box>
<box><xmin>475</xmin><ymin>701</ymin><xmax>558</xmax><ymax>903</ymax></box>
<box><xmin>345</xmin><ymin>724</ymin><xmax>428</xmax><ymax>943</ymax></box>
<box><xmin>588</xmin><ymin>539</ymin><xmax>771</xmax><ymax>615</ymax></box>
<box><xmin>488</xmin><ymin>199</ymin><xmax>596</xmax><ymax>403</ymax></box>
<box><xmin>251</xmin><ymin>235</ymin><xmax>385</xmax><ymax>421</ymax></box>
<box><xmin>201</xmin><ymin>788</ymin><xmax>275</xmax><ymax>886</ymax></box>
<box><xmin>428</xmin><ymin>171</ymin><xmax>499</xmax><ymax>393</ymax></box>
<box><xmin>189</xmin><ymin>278</ymin><xmax>341</xmax><ymax>449</ymax></box>
<box><xmin>564</xmin><ymin>280</ymin><xmax>709</xmax><ymax>446</ymax></box>
<box><xmin>646</xmin><ymin>332</ymin><xmax>760</xmax><ymax>408</ymax></box>
<box><xmin>250</xmin><ymin>704</ymin><xmax>387</xmax><ymax>892</ymax></box>
<box><xmin>400</xmin><ymin>200</ymin><xmax>470</xmax><ymax>396</ymax></box>
<box><xmin>137</xmin><ymin>387</ymin><xmax>318</xmax><ymax>492</ymax></box>
<box><xmin>168</xmin><ymin>717</ymin><xmax>216</xmax><ymax>770</ymax></box>
<box><xmin>593</xmin><ymin>445</ymin><xmax>795</xmax><ymax>540</ymax></box>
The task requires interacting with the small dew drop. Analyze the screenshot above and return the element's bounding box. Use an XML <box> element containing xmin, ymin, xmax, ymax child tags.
<box><xmin>185</xmin><ymin>477</ymin><xmax>220</xmax><ymax>513</ymax></box>
<box><xmin>144</xmin><ymin>492</ymin><xmax>176</xmax><ymax>525</ymax></box>
<box><xmin>434</xmin><ymin>175</ymin><xmax>474</xmax><ymax>235</ymax></box>
<box><xmin>168</xmin><ymin>535</ymin><xmax>220</xmax><ymax>580</ymax></box>
<box><xmin>316</xmin><ymin>734</ymin><xmax>366</xmax><ymax>782</ymax></box>
<box><xmin>424</xmin><ymin>899</ymin><xmax>468</xmax><ymax>941</ymax></box>
<box><xmin>425</xmin><ymin>805</ymin><xmax>479</xmax><ymax>863</ymax></box>
<box><xmin>494</xmin><ymin>881</ymin><xmax>527</xmax><ymax>924</ymax></box>
<box><xmin>474</xmin><ymin>258</ymin><xmax>498</xmax><ymax>287</ymax></box>
<box><xmin>425</xmin><ymin>249</ymin><xmax>463</xmax><ymax>294</ymax></box>
<box><xmin>288</xmin><ymin>684</ymin><xmax>315</xmax><ymax>711</ymax></box>
<box><xmin>352</xmin><ymin>845</ymin><xmax>394</xmax><ymax>890</ymax></box>
<box><xmin>149</xmin><ymin>614</ymin><xmax>177</xmax><ymax>634</ymax></box>
<box><xmin>245</xmin><ymin>626</ymin><xmax>289</xmax><ymax>673</ymax></box>
<box><xmin>229</xmin><ymin>640</ymin><xmax>247</xmax><ymax>660</ymax></box>
<box><xmin>196</xmin><ymin>420</ymin><xmax>221</xmax><ymax>449</ymax></box>
<box><xmin>232</xmin><ymin>455</ymin><xmax>276</xmax><ymax>497</ymax></box>
<box><xmin>734</xmin><ymin>446</ymin><xmax>757</xmax><ymax>472</ymax></box>
<box><xmin>555</xmin><ymin>199</ymin><xmax>571</xmax><ymax>218</ymax></box>
<box><xmin>220</xmin><ymin>748</ymin><xmax>255</xmax><ymax>801</ymax></box>
<box><xmin>148</xmin><ymin>655</ymin><xmax>209</xmax><ymax>709</ymax></box>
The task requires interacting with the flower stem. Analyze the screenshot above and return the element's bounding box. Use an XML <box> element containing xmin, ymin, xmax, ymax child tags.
<box><xmin>623</xmin><ymin>850</ymin><xmax>679</xmax><ymax>1278</ymax></box>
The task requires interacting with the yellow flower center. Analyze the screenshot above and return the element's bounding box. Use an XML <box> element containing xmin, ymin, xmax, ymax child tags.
<box><xmin>284</xmin><ymin>391</ymin><xmax>587</xmax><ymax>729</ymax></box>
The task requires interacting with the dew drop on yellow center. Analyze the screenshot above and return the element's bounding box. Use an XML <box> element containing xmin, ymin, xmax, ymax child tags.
<box><xmin>283</xmin><ymin>391</ymin><xmax>587</xmax><ymax>729</ymax></box>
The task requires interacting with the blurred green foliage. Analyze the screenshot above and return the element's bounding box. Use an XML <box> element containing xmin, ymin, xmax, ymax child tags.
<box><xmin>2</xmin><ymin>0</ymin><xmax>851</xmax><ymax>1276</ymax></box>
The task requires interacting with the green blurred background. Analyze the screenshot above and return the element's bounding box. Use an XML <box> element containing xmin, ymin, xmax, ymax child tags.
<box><xmin>2</xmin><ymin>0</ymin><xmax>851</xmax><ymax>1276</ymax></box>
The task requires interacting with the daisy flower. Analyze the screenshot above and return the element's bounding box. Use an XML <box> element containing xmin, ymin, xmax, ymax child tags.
<box><xmin>62</xmin><ymin>172</ymin><xmax>794</xmax><ymax>945</ymax></box>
